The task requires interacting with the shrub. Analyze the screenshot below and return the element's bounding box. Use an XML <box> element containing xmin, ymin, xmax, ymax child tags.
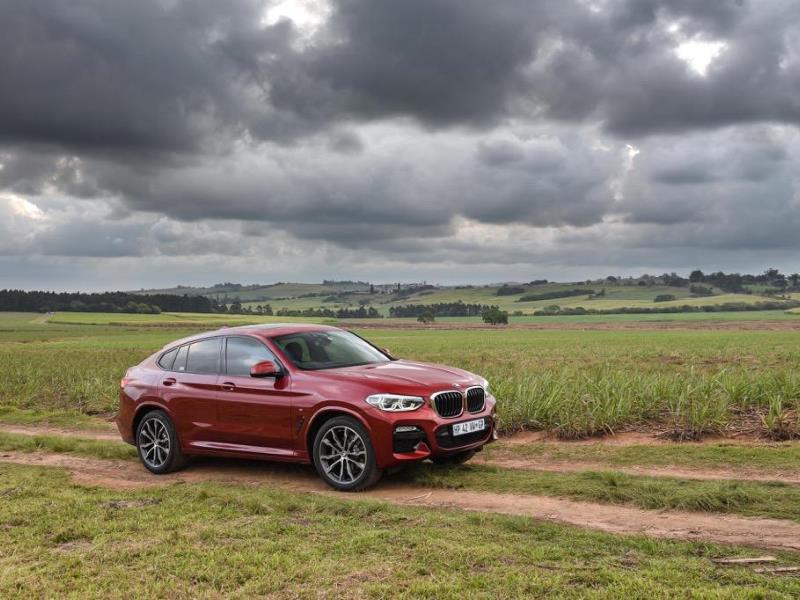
<box><xmin>654</xmin><ymin>294</ymin><xmax>677</xmax><ymax>303</ymax></box>
<box><xmin>481</xmin><ymin>307</ymin><xmax>508</xmax><ymax>325</ymax></box>
<box><xmin>518</xmin><ymin>289</ymin><xmax>595</xmax><ymax>302</ymax></box>
<box><xmin>417</xmin><ymin>310</ymin><xmax>435</xmax><ymax>324</ymax></box>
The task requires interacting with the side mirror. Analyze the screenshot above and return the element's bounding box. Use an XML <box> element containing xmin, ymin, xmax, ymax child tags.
<box><xmin>250</xmin><ymin>360</ymin><xmax>281</xmax><ymax>378</ymax></box>
<box><xmin>382</xmin><ymin>348</ymin><xmax>393</xmax><ymax>357</ymax></box>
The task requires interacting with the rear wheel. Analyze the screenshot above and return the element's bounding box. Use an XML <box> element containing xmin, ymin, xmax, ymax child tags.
<box><xmin>313</xmin><ymin>416</ymin><xmax>382</xmax><ymax>491</ymax></box>
<box><xmin>431</xmin><ymin>449</ymin><xmax>477</xmax><ymax>465</ymax></box>
<box><xmin>136</xmin><ymin>410</ymin><xmax>187</xmax><ymax>474</ymax></box>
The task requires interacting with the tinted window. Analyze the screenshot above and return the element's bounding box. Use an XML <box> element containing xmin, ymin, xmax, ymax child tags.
<box><xmin>172</xmin><ymin>345</ymin><xmax>188</xmax><ymax>372</ymax></box>
<box><xmin>226</xmin><ymin>337</ymin><xmax>277</xmax><ymax>377</ymax></box>
<box><xmin>185</xmin><ymin>338</ymin><xmax>221</xmax><ymax>374</ymax></box>
<box><xmin>158</xmin><ymin>348</ymin><xmax>178</xmax><ymax>370</ymax></box>
<box><xmin>272</xmin><ymin>330</ymin><xmax>389</xmax><ymax>370</ymax></box>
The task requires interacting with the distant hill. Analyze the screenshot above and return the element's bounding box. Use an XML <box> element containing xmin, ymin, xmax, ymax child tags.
<box><xmin>130</xmin><ymin>270</ymin><xmax>800</xmax><ymax>317</ymax></box>
<box><xmin>132</xmin><ymin>281</ymin><xmax>370</xmax><ymax>303</ymax></box>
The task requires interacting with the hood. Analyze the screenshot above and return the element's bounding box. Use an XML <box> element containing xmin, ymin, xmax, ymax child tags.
<box><xmin>310</xmin><ymin>359</ymin><xmax>481</xmax><ymax>394</ymax></box>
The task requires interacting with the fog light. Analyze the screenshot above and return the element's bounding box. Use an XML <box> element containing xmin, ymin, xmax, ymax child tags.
<box><xmin>395</xmin><ymin>425</ymin><xmax>421</xmax><ymax>433</ymax></box>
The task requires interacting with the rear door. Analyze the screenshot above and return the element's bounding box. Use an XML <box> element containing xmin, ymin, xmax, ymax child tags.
<box><xmin>214</xmin><ymin>335</ymin><xmax>295</xmax><ymax>457</ymax></box>
<box><xmin>158</xmin><ymin>337</ymin><xmax>223</xmax><ymax>448</ymax></box>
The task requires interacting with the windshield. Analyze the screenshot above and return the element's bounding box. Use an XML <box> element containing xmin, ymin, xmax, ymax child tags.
<box><xmin>272</xmin><ymin>330</ymin><xmax>391</xmax><ymax>370</ymax></box>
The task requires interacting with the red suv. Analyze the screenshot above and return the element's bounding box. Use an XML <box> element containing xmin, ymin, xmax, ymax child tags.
<box><xmin>117</xmin><ymin>324</ymin><xmax>496</xmax><ymax>490</ymax></box>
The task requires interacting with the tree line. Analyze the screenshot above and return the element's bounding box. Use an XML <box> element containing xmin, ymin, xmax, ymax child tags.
<box><xmin>389</xmin><ymin>301</ymin><xmax>497</xmax><ymax>318</ymax></box>
<box><xmin>0</xmin><ymin>289</ymin><xmax>220</xmax><ymax>314</ymax></box>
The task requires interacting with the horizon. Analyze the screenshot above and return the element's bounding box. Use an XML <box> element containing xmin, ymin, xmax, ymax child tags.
<box><xmin>4</xmin><ymin>266</ymin><xmax>798</xmax><ymax>294</ymax></box>
<box><xmin>2</xmin><ymin>1</ymin><xmax>800</xmax><ymax>290</ymax></box>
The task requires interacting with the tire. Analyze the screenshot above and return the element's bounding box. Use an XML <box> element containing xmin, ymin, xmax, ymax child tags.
<box><xmin>312</xmin><ymin>416</ymin><xmax>382</xmax><ymax>491</ymax></box>
<box><xmin>135</xmin><ymin>409</ymin><xmax>187</xmax><ymax>474</ymax></box>
<box><xmin>431</xmin><ymin>449</ymin><xmax>477</xmax><ymax>465</ymax></box>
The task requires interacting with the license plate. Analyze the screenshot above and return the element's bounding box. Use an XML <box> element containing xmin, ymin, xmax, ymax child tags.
<box><xmin>452</xmin><ymin>418</ymin><xmax>486</xmax><ymax>437</ymax></box>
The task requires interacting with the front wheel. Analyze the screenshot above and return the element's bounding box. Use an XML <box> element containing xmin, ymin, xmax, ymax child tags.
<box><xmin>136</xmin><ymin>409</ymin><xmax>187</xmax><ymax>474</ymax></box>
<box><xmin>431</xmin><ymin>449</ymin><xmax>477</xmax><ymax>465</ymax></box>
<box><xmin>313</xmin><ymin>416</ymin><xmax>382</xmax><ymax>491</ymax></box>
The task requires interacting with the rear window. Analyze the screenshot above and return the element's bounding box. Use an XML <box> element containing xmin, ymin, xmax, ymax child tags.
<box><xmin>185</xmin><ymin>338</ymin><xmax>221</xmax><ymax>374</ymax></box>
<box><xmin>158</xmin><ymin>348</ymin><xmax>178</xmax><ymax>370</ymax></box>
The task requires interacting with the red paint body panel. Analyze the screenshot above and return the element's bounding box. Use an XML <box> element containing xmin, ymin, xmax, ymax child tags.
<box><xmin>117</xmin><ymin>324</ymin><xmax>496</xmax><ymax>469</ymax></box>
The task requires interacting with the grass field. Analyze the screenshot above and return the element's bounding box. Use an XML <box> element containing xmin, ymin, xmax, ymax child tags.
<box><xmin>6</xmin><ymin>461</ymin><xmax>800</xmax><ymax>598</ymax></box>
<box><xmin>4</xmin><ymin>310</ymin><xmax>800</xmax><ymax>595</ymax></box>
<box><xmin>3</xmin><ymin>312</ymin><xmax>800</xmax><ymax>438</ymax></box>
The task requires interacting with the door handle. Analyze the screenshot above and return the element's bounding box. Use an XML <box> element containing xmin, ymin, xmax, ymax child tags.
<box><xmin>221</xmin><ymin>382</ymin><xmax>236</xmax><ymax>391</ymax></box>
<box><xmin>163</xmin><ymin>377</ymin><xmax>177</xmax><ymax>386</ymax></box>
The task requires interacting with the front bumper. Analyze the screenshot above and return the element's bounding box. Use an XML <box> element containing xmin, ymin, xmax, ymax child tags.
<box><xmin>369</xmin><ymin>397</ymin><xmax>497</xmax><ymax>468</ymax></box>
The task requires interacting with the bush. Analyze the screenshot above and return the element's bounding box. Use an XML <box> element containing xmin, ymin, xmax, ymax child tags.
<box><xmin>689</xmin><ymin>285</ymin><xmax>714</xmax><ymax>297</ymax></box>
<box><xmin>496</xmin><ymin>285</ymin><xmax>526</xmax><ymax>296</ymax></box>
<box><xmin>654</xmin><ymin>294</ymin><xmax>677</xmax><ymax>303</ymax></box>
<box><xmin>518</xmin><ymin>289</ymin><xmax>595</xmax><ymax>302</ymax></box>
<box><xmin>417</xmin><ymin>310</ymin><xmax>435</xmax><ymax>324</ymax></box>
<box><xmin>482</xmin><ymin>307</ymin><xmax>508</xmax><ymax>325</ymax></box>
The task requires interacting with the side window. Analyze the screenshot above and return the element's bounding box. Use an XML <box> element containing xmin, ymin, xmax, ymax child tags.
<box><xmin>158</xmin><ymin>347</ymin><xmax>178</xmax><ymax>370</ymax></box>
<box><xmin>173</xmin><ymin>345</ymin><xmax>189</xmax><ymax>372</ymax></box>
<box><xmin>226</xmin><ymin>337</ymin><xmax>277</xmax><ymax>377</ymax></box>
<box><xmin>185</xmin><ymin>338</ymin><xmax>221</xmax><ymax>374</ymax></box>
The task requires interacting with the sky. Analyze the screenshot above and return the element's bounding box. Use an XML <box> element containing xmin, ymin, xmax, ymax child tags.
<box><xmin>1</xmin><ymin>0</ymin><xmax>800</xmax><ymax>291</ymax></box>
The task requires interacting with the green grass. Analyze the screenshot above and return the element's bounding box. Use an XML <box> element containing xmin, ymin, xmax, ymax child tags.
<box><xmin>0</xmin><ymin>406</ymin><xmax>112</xmax><ymax>430</ymax></box>
<box><xmin>3</xmin><ymin>428</ymin><xmax>800</xmax><ymax>524</ymax></box>
<box><xmin>402</xmin><ymin>463</ymin><xmax>800</xmax><ymax>523</ymax></box>
<box><xmin>3</xmin><ymin>313</ymin><xmax>800</xmax><ymax>436</ymax></box>
<box><xmin>0</xmin><ymin>431</ymin><xmax>136</xmax><ymax>460</ymax></box>
<box><xmin>2</xmin><ymin>462</ymin><xmax>800</xmax><ymax>598</ymax></box>
<box><xmin>48</xmin><ymin>311</ymin><xmax>330</xmax><ymax>327</ymax></box>
<box><xmin>485</xmin><ymin>440</ymin><xmax>800</xmax><ymax>472</ymax></box>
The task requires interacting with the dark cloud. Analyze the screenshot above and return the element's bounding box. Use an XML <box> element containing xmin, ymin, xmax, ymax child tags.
<box><xmin>1</xmin><ymin>0</ymin><xmax>800</xmax><ymax>287</ymax></box>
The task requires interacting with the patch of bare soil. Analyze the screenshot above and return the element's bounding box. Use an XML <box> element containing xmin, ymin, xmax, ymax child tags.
<box><xmin>0</xmin><ymin>424</ymin><xmax>119</xmax><ymax>441</ymax></box>
<box><xmin>501</xmin><ymin>430</ymin><xmax>767</xmax><ymax>446</ymax></box>
<box><xmin>3</xmin><ymin>451</ymin><xmax>800</xmax><ymax>552</ymax></box>
<box><xmin>475</xmin><ymin>456</ymin><xmax>800</xmax><ymax>486</ymax></box>
<box><xmin>346</xmin><ymin>319</ymin><xmax>800</xmax><ymax>332</ymax></box>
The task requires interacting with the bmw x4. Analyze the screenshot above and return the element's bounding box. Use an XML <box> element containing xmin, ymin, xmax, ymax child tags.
<box><xmin>117</xmin><ymin>324</ymin><xmax>496</xmax><ymax>491</ymax></box>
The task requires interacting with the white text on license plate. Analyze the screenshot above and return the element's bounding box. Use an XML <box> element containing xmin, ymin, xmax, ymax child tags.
<box><xmin>452</xmin><ymin>418</ymin><xmax>486</xmax><ymax>437</ymax></box>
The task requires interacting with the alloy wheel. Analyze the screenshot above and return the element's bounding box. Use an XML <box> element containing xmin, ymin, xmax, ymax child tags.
<box><xmin>318</xmin><ymin>425</ymin><xmax>367</xmax><ymax>485</ymax></box>
<box><xmin>138</xmin><ymin>417</ymin><xmax>171</xmax><ymax>469</ymax></box>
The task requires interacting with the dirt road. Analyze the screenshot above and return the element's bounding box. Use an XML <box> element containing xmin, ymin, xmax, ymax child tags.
<box><xmin>3</xmin><ymin>449</ymin><xmax>800</xmax><ymax>552</ymax></box>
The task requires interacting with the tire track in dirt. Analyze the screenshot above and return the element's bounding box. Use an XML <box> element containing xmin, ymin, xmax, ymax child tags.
<box><xmin>4</xmin><ymin>424</ymin><xmax>796</xmax><ymax>485</ymax></box>
<box><xmin>475</xmin><ymin>456</ymin><xmax>800</xmax><ymax>485</ymax></box>
<box><xmin>2</xmin><ymin>450</ymin><xmax>800</xmax><ymax>552</ymax></box>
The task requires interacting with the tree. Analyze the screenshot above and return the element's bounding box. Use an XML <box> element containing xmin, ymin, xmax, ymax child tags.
<box><xmin>689</xmin><ymin>270</ymin><xmax>704</xmax><ymax>283</ymax></box>
<box><xmin>417</xmin><ymin>310</ymin><xmax>435</xmax><ymax>324</ymax></box>
<box><xmin>481</xmin><ymin>307</ymin><xmax>508</xmax><ymax>325</ymax></box>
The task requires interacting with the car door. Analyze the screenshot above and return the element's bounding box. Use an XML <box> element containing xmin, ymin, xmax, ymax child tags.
<box><xmin>158</xmin><ymin>337</ymin><xmax>224</xmax><ymax>449</ymax></box>
<box><xmin>214</xmin><ymin>335</ymin><xmax>295</xmax><ymax>457</ymax></box>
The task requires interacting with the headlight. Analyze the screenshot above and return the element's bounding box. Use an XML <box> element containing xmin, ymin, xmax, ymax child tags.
<box><xmin>365</xmin><ymin>393</ymin><xmax>424</xmax><ymax>412</ymax></box>
<box><xmin>482</xmin><ymin>379</ymin><xmax>491</xmax><ymax>396</ymax></box>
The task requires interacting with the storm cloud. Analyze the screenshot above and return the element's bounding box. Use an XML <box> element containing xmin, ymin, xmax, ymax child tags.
<box><xmin>1</xmin><ymin>0</ymin><xmax>800</xmax><ymax>288</ymax></box>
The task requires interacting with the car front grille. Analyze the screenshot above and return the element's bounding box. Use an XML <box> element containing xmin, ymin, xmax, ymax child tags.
<box><xmin>435</xmin><ymin>419</ymin><xmax>491</xmax><ymax>448</ymax></box>
<box><xmin>466</xmin><ymin>387</ymin><xmax>485</xmax><ymax>413</ymax></box>
<box><xmin>433</xmin><ymin>390</ymin><xmax>463</xmax><ymax>418</ymax></box>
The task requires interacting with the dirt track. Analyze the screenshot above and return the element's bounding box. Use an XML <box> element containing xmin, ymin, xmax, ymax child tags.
<box><xmin>3</xmin><ymin>450</ymin><xmax>800</xmax><ymax>552</ymax></box>
<box><xmin>476</xmin><ymin>456</ymin><xmax>800</xmax><ymax>485</ymax></box>
<box><xmin>345</xmin><ymin>318</ymin><xmax>800</xmax><ymax>331</ymax></box>
<box><xmin>6</xmin><ymin>424</ymin><xmax>799</xmax><ymax>485</ymax></box>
